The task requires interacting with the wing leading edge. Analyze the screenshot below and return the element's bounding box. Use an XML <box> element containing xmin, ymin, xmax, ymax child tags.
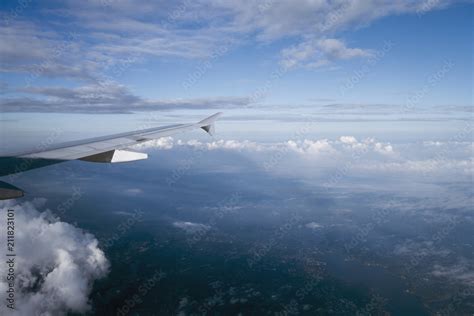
<box><xmin>0</xmin><ymin>112</ymin><xmax>222</xmax><ymax>200</ymax></box>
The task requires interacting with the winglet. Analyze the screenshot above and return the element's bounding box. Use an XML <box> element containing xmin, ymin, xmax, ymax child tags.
<box><xmin>198</xmin><ymin>112</ymin><xmax>223</xmax><ymax>136</ymax></box>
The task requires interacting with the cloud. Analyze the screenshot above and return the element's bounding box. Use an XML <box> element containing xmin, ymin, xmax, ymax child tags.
<box><xmin>339</xmin><ymin>136</ymin><xmax>358</xmax><ymax>144</ymax></box>
<box><xmin>185</xmin><ymin>139</ymin><xmax>264</xmax><ymax>151</ymax></box>
<box><xmin>124</xmin><ymin>188</ymin><xmax>143</xmax><ymax>195</ymax></box>
<box><xmin>135</xmin><ymin>137</ymin><xmax>174</xmax><ymax>150</ymax></box>
<box><xmin>134</xmin><ymin>136</ymin><xmax>473</xmax><ymax>181</ymax></box>
<box><xmin>1</xmin><ymin>0</ymin><xmax>454</xmax><ymax>83</ymax></box>
<box><xmin>0</xmin><ymin>20</ymin><xmax>96</xmax><ymax>81</ymax></box>
<box><xmin>134</xmin><ymin>138</ymin><xmax>265</xmax><ymax>151</ymax></box>
<box><xmin>0</xmin><ymin>1</ymin><xmax>458</xmax><ymax>114</ymax></box>
<box><xmin>432</xmin><ymin>260</ymin><xmax>474</xmax><ymax>287</ymax></box>
<box><xmin>203</xmin><ymin>0</ymin><xmax>452</xmax><ymax>40</ymax></box>
<box><xmin>173</xmin><ymin>221</ymin><xmax>211</xmax><ymax>234</ymax></box>
<box><xmin>280</xmin><ymin>38</ymin><xmax>373</xmax><ymax>69</ymax></box>
<box><xmin>305</xmin><ymin>222</ymin><xmax>323</xmax><ymax>229</ymax></box>
<box><xmin>135</xmin><ymin>136</ymin><xmax>394</xmax><ymax>156</ymax></box>
<box><xmin>0</xmin><ymin>198</ymin><xmax>109</xmax><ymax>316</ymax></box>
<box><xmin>1</xmin><ymin>83</ymin><xmax>251</xmax><ymax>113</ymax></box>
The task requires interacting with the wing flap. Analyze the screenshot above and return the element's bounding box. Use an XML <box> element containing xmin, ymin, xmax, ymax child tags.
<box><xmin>80</xmin><ymin>149</ymin><xmax>148</xmax><ymax>163</ymax></box>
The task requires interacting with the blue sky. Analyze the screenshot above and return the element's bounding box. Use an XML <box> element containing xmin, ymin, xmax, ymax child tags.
<box><xmin>0</xmin><ymin>0</ymin><xmax>472</xmax><ymax>115</ymax></box>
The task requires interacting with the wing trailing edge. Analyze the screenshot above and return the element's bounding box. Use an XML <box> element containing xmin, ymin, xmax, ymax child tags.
<box><xmin>0</xmin><ymin>112</ymin><xmax>223</xmax><ymax>200</ymax></box>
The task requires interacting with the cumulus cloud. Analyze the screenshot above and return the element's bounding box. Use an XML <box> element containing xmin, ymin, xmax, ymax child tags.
<box><xmin>340</xmin><ymin>136</ymin><xmax>358</xmax><ymax>144</ymax></box>
<box><xmin>136</xmin><ymin>136</ymin><xmax>394</xmax><ymax>157</ymax></box>
<box><xmin>133</xmin><ymin>136</ymin><xmax>473</xmax><ymax>181</ymax></box>
<box><xmin>134</xmin><ymin>138</ymin><xmax>263</xmax><ymax>151</ymax></box>
<box><xmin>0</xmin><ymin>199</ymin><xmax>109</xmax><ymax>316</ymax></box>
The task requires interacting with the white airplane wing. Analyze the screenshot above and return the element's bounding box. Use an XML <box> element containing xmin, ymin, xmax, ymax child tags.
<box><xmin>0</xmin><ymin>112</ymin><xmax>222</xmax><ymax>200</ymax></box>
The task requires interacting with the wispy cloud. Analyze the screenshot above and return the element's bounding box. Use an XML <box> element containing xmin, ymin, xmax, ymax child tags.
<box><xmin>1</xmin><ymin>0</ymin><xmax>454</xmax><ymax>79</ymax></box>
<box><xmin>0</xmin><ymin>0</ymin><xmax>460</xmax><ymax>112</ymax></box>
<box><xmin>281</xmin><ymin>38</ymin><xmax>373</xmax><ymax>69</ymax></box>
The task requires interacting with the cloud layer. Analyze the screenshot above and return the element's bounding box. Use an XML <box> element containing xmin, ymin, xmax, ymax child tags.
<box><xmin>134</xmin><ymin>136</ymin><xmax>473</xmax><ymax>181</ymax></box>
<box><xmin>0</xmin><ymin>199</ymin><xmax>109</xmax><ymax>316</ymax></box>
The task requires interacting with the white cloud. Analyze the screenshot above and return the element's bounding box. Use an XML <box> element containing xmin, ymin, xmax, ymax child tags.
<box><xmin>203</xmin><ymin>139</ymin><xmax>263</xmax><ymax>151</ymax></box>
<box><xmin>134</xmin><ymin>136</ymin><xmax>395</xmax><ymax>157</ymax></box>
<box><xmin>133</xmin><ymin>136</ymin><xmax>473</xmax><ymax>180</ymax></box>
<box><xmin>133</xmin><ymin>137</ymin><xmax>174</xmax><ymax>150</ymax></box>
<box><xmin>340</xmin><ymin>136</ymin><xmax>358</xmax><ymax>144</ymax></box>
<box><xmin>281</xmin><ymin>38</ymin><xmax>373</xmax><ymax>69</ymax></box>
<box><xmin>373</xmin><ymin>142</ymin><xmax>394</xmax><ymax>155</ymax></box>
<box><xmin>1</xmin><ymin>0</ymin><xmax>454</xmax><ymax>84</ymax></box>
<box><xmin>287</xmin><ymin>139</ymin><xmax>337</xmax><ymax>155</ymax></box>
<box><xmin>200</xmin><ymin>0</ymin><xmax>451</xmax><ymax>40</ymax></box>
<box><xmin>0</xmin><ymin>199</ymin><xmax>109</xmax><ymax>316</ymax></box>
<box><xmin>0</xmin><ymin>20</ymin><xmax>96</xmax><ymax>81</ymax></box>
<box><xmin>305</xmin><ymin>222</ymin><xmax>323</xmax><ymax>229</ymax></box>
<box><xmin>136</xmin><ymin>138</ymin><xmax>263</xmax><ymax>151</ymax></box>
<box><xmin>173</xmin><ymin>221</ymin><xmax>211</xmax><ymax>234</ymax></box>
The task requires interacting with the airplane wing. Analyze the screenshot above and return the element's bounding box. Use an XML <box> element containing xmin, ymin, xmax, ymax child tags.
<box><xmin>0</xmin><ymin>112</ymin><xmax>222</xmax><ymax>200</ymax></box>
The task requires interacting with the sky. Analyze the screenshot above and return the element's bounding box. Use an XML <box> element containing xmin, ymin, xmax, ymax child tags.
<box><xmin>0</xmin><ymin>2</ymin><xmax>473</xmax><ymax>315</ymax></box>
<box><xmin>0</xmin><ymin>0</ymin><xmax>472</xmax><ymax>118</ymax></box>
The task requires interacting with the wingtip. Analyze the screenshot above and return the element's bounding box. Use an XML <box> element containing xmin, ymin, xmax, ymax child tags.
<box><xmin>198</xmin><ymin>112</ymin><xmax>223</xmax><ymax>125</ymax></box>
<box><xmin>198</xmin><ymin>112</ymin><xmax>222</xmax><ymax>136</ymax></box>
